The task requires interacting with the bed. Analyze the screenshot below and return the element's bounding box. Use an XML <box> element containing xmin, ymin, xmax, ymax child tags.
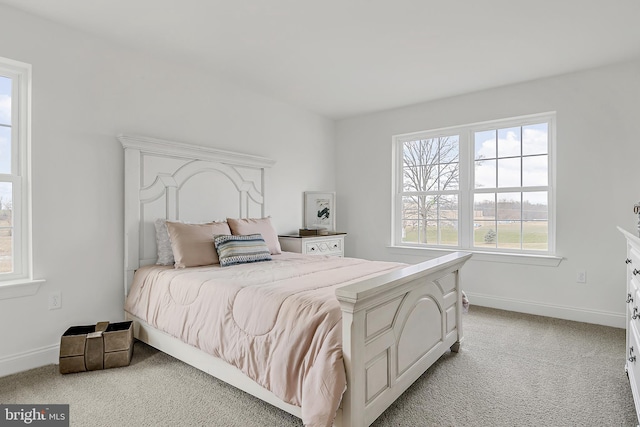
<box><xmin>119</xmin><ymin>134</ymin><xmax>472</xmax><ymax>427</ymax></box>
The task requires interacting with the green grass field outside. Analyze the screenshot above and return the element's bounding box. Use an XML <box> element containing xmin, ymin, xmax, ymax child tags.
<box><xmin>402</xmin><ymin>221</ymin><xmax>548</xmax><ymax>250</ymax></box>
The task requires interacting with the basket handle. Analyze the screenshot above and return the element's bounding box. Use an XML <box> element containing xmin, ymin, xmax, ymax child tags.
<box><xmin>95</xmin><ymin>321</ymin><xmax>109</xmax><ymax>333</ymax></box>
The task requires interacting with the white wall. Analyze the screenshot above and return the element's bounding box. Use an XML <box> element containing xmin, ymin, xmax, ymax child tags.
<box><xmin>0</xmin><ymin>5</ymin><xmax>335</xmax><ymax>375</ymax></box>
<box><xmin>335</xmin><ymin>59</ymin><xmax>640</xmax><ymax>328</ymax></box>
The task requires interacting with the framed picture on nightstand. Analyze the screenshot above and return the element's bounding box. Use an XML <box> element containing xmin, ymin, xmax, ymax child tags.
<box><xmin>304</xmin><ymin>191</ymin><xmax>336</xmax><ymax>232</ymax></box>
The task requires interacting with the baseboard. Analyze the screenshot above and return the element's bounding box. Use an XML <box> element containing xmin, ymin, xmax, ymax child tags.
<box><xmin>0</xmin><ymin>344</ymin><xmax>59</xmax><ymax>377</ymax></box>
<box><xmin>466</xmin><ymin>292</ymin><xmax>625</xmax><ymax>329</ymax></box>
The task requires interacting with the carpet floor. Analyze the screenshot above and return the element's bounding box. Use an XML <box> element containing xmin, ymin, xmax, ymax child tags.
<box><xmin>1</xmin><ymin>306</ymin><xmax>637</xmax><ymax>426</ymax></box>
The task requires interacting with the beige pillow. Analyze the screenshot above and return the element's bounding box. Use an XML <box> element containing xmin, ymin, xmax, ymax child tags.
<box><xmin>226</xmin><ymin>217</ymin><xmax>281</xmax><ymax>255</ymax></box>
<box><xmin>166</xmin><ymin>221</ymin><xmax>231</xmax><ymax>268</ymax></box>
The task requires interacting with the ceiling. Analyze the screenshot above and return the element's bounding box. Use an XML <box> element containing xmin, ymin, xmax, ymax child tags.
<box><xmin>2</xmin><ymin>0</ymin><xmax>640</xmax><ymax>119</ymax></box>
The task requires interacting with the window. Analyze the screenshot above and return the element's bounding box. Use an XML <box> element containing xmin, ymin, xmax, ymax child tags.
<box><xmin>393</xmin><ymin>113</ymin><xmax>555</xmax><ymax>255</ymax></box>
<box><xmin>0</xmin><ymin>56</ymin><xmax>35</xmax><ymax>288</ymax></box>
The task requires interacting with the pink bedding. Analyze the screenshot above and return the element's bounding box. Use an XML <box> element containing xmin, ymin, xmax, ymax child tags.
<box><xmin>125</xmin><ymin>252</ymin><xmax>405</xmax><ymax>427</ymax></box>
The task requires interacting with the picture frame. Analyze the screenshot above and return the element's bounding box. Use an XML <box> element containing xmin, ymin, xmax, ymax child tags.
<box><xmin>304</xmin><ymin>191</ymin><xmax>336</xmax><ymax>232</ymax></box>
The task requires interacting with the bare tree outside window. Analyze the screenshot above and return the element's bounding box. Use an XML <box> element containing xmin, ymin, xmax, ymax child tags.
<box><xmin>401</xmin><ymin>136</ymin><xmax>459</xmax><ymax>245</ymax></box>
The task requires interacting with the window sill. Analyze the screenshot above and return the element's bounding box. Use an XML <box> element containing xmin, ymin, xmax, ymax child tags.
<box><xmin>0</xmin><ymin>278</ymin><xmax>46</xmax><ymax>300</ymax></box>
<box><xmin>387</xmin><ymin>245</ymin><xmax>563</xmax><ymax>267</ymax></box>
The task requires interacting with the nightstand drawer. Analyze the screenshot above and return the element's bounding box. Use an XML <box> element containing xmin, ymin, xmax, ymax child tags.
<box><xmin>278</xmin><ymin>233</ymin><xmax>346</xmax><ymax>257</ymax></box>
<box><xmin>305</xmin><ymin>238</ymin><xmax>343</xmax><ymax>255</ymax></box>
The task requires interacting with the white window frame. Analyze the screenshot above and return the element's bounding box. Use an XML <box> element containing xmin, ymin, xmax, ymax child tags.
<box><xmin>0</xmin><ymin>56</ymin><xmax>43</xmax><ymax>299</ymax></box>
<box><xmin>391</xmin><ymin>112</ymin><xmax>560</xmax><ymax>265</ymax></box>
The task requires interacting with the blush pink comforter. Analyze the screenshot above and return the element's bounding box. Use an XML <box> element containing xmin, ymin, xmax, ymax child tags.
<box><xmin>125</xmin><ymin>253</ymin><xmax>404</xmax><ymax>427</ymax></box>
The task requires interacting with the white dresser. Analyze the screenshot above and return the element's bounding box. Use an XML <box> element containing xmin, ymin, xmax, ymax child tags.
<box><xmin>620</xmin><ymin>226</ymin><xmax>640</xmax><ymax>424</ymax></box>
<box><xmin>278</xmin><ymin>233</ymin><xmax>346</xmax><ymax>257</ymax></box>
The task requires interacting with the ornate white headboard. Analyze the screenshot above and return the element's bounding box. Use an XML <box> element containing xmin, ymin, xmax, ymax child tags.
<box><xmin>119</xmin><ymin>134</ymin><xmax>276</xmax><ymax>294</ymax></box>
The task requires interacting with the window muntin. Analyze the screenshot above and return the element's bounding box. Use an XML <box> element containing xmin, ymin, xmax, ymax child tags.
<box><xmin>394</xmin><ymin>113</ymin><xmax>554</xmax><ymax>255</ymax></box>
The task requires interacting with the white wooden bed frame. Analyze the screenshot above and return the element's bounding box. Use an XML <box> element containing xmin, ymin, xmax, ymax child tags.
<box><xmin>119</xmin><ymin>134</ymin><xmax>472</xmax><ymax>427</ymax></box>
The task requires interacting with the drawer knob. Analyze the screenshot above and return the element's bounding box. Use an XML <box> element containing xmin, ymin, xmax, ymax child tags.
<box><xmin>634</xmin><ymin>269</ymin><xmax>640</xmax><ymax>276</ymax></box>
<box><xmin>630</xmin><ymin>346</ymin><xmax>637</xmax><ymax>363</ymax></box>
<box><xmin>628</xmin><ymin>293</ymin><xmax>634</xmax><ymax>303</ymax></box>
<box><xmin>627</xmin><ymin>258</ymin><xmax>633</xmax><ymax>264</ymax></box>
<box><xmin>633</xmin><ymin>307</ymin><xmax>640</xmax><ymax>319</ymax></box>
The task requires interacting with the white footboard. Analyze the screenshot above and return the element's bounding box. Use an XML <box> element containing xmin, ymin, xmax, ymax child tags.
<box><xmin>335</xmin><ymin>251</ymin><xmax>472</xmax><ymax>427</ymax></box>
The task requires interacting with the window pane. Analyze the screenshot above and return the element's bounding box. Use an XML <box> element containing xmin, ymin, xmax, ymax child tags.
<box><xmin>523</xmin><ymin>221</ymin><xmax>548</xmax><ymax>251</ymax></box>
<box><xmin>402</xmin><ymin>220</ymin><xmax>419</xmax><ymax>243</ymax></box>
<box><xmin>439</xmin><ymin>136</ymin><xmax>459</xmax><ymax>163</ymax></box>
<box><xmin>497</xmin><ymin>127</ymin><xmax>521</xmax><ymax>157</ymax></box>
<box><xmin>439</xmin><ymin>194</ymin><xmax>458</xmax><ymax>245</ymax></box>
<box><xmin>475</xmin><ymin>159</ymin><xmax>496</xmax><ymax>189</ymax></box>
<box><xmin>0</xmin><ymin>182</ymin><xmax>12</xmax><ymax>273</ymax></box>
<box><xmin>403</xmin><ymin>139</ymin><xmax>439</xmax><ymax>192</ymax></box>
<box><xmin>0</xmin><ymin>76</ymin><xmax>10</xmax><ymax>126</ymax></box>
<box><xmin>403</xmin><ymin>165</ymin><xmax>420</xmax><ymax>192</ymax></box>
<box><xmin>498</xmin><ymin>222</ymin><xmax>521</xmax><ymax>250</ymax></box>
<box><xmin>0</xmin><ymin>126</ymin><xmax>11</xmax><ymax>174</ymax></box>
<box><xmin>439</xmin><ymin>221</ymin><xmax>458</xmax><ymax>246</ymax></box>
<box><xmin>440</xmin><ymin>195</ymin><xmax>458</xmax><ymax>220</ymax></box>
<box><xmin>425</xmin><ymin>164</ymin><xmax>438</xmax><ymax>191</ymax></box>
<box><xmin>425</xmin><ymin>221</ymin><xmax>437</xmax><ymax>244</ymax></box>
<box><xmin>401</xmin><ymin>195</ymin><xmax>420</xmax><ymax>243</ymax></box>
<box><xmin>402</xmin><ymin>196</ymin><xmax>419</xmax><ymax>219</ymax></box>
<box><xmin>497</xmin><ymin>193</ymin><xmax>521</xmax><ymax>221</ymax></box>
<box><xmin>497</xmin><ymin>158</ymin><xmax>520</xmax><ymax>188</ymax></box>
<box><xmin>439</xmin><ymin>163</ymin><xmax>459</xmax><ymax>190</ymax></box>
<box><xmin>474</xmin><ymin>193</ymin><xmax>495</xmax><ymax>220</ymax></box>
<box><xmin>523</xmin><ymin>192</ymin><xmax>548</xmax><ymax>220</ymax></box>
<box><xmin>523</xmin><ymin>123</ymin><xmax>548</xmax><ymax>155</ymax></box>
<box><xmin>522</xmin><ymin>155</ymin><xmax>548</xmax><ymax>187</ymax></box>
<box><xmin>475</xmin><ymin>130</ymin><xmax>496</xmax><ymax>160</ymax></box>
<box><xmin>474</xmin><ymin>221</ymin><xmax>496</xmax><ymax>248</ymax></box>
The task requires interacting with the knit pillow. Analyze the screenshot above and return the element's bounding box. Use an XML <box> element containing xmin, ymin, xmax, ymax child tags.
<box><xmin>214</xmin><ymin>234</ymin><xmax>272</xmax><ymax>267</ymax></box>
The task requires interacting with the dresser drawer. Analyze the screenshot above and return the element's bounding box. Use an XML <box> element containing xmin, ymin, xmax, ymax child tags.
<box><xmin>630</xmin><ymin>247</ymin><xmax>640</xmax><ymax>284</ymax></box>
<box><xmin>629</xmin><ymin>321</ymin><xmax>640</xmax><ymax>397</ymax></box>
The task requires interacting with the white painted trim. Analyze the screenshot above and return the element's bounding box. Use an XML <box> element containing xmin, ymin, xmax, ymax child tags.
<box><xmin>388</xmin><ymin>245</ymin><xmax>562</xmax><ymax>267</ymax></box>
<box><xmin>0</xmin><ymin>343</ymin><xmax>58</xmax><ymax>377</ymax></box>
<box><xmin>466</xmin><ymin>292</ymin><xmax>625</xmax><ymax>328</ymax></box>
<box><xmin>0</xmin><ymin>278</ymin><xmax>45</xmax><ymax>300</ymax></box>
<box><xmin>391</xmin><ymin>111</ymin><xmax>557</xmax><ymax>257</ymax></box>
<box><xmin>118</xmin><ymin>134</ymin><xmax>276</xmax><ymax>168</ymax></box>
<box><xmin>0</xmin><ymin>56</ymin><xmax>38</xmax><ymax>285</ymax></box>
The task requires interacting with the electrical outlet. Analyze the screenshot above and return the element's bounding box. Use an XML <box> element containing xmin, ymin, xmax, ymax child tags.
<box><xmin>576</xmin><ymin>270</ymin><xmax>587</xmax><ymax>284</ymax></box>
<box><xmin>48</xmin><ymin>291</ymin><xmax>61</xmax><ymax>310</ymax></box>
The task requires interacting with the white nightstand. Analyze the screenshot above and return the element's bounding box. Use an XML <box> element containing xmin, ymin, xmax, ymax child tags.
<box><xmin>278</xmin><ymin>233</ymin><xmax>346</xmax><ymax>257</ymax></box>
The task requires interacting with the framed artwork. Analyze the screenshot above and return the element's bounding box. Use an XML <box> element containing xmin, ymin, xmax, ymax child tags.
<box><xmin>304</xmin><ymin>191</ymin><xmax>336</xmax><ymax>231</ymax></box>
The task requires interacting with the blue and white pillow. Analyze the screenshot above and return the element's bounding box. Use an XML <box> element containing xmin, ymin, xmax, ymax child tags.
<box><xmin>214</xmin><ymin>234</ymin><xmax>272</xmax><ymax>267</ymax></box>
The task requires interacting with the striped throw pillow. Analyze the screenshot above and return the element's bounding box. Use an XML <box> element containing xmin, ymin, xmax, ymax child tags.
<box><xmin>214</xmin><ymin>234</ymin><xmax>272</xmax><ymax>267</ymax></box>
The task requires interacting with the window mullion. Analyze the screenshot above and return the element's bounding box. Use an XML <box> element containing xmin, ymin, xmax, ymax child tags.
<box><xmin>459</xmin><ymin>130</ymin><xmax>471</xmax><ymax>248</ymax></box>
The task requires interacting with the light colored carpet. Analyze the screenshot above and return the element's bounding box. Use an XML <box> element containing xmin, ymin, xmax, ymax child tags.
<box><xmin>1</xmin><ymin>306</ymin><xmax>636</xmax><ymax>426</ymax></box>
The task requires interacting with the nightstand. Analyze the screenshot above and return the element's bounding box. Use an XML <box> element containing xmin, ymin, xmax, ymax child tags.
<box><xmin>278</xmin><ymin>233</ymin><xmax>346</xmax><ymax>257</ymax></box>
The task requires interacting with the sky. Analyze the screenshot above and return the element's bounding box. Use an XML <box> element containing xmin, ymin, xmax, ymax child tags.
<box><xmin>474</xmin><ymin>123</ymin><xmax>548</xmax><ymax>205</ymax></box>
